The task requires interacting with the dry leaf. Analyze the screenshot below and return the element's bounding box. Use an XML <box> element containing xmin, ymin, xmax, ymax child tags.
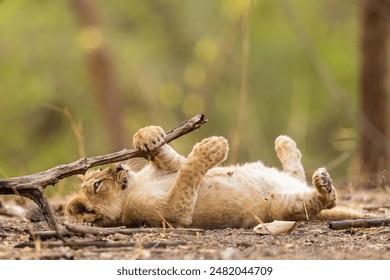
<box><xmin>253</xmin><ymin>220</ymin><xmax>296</xmax><ymax>235</ymax></box>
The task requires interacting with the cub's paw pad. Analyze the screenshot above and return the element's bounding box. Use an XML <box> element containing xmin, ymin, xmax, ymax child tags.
<box><xmin>312</xmin><ymin>168</ymin><xmax>333</xmax><ymax>194</ymax></box>
<box><xmin>312</xmin><ymin>167</ymin><xmax>337</xmax><ymax>209</ymax></box>
<box><xmin>275</xmin><ymin>135</ymin><xmax>301</xmax><ymax>160</ymax></box>
<box><xmin>192</xmin><ymin>136</ymin><xmax>229</xmax><ymax>167</ymax></box>
<box><xmin>133</xmin><ymin>126</ymin><xmax>165</xmax><ymax>152</ymax></box>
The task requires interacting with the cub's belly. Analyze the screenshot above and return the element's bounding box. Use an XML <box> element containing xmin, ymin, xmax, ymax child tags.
<box><xmin>190</xmin><ymin>183</ymin><xmax>268</xmax><ymax>228</ymax></box>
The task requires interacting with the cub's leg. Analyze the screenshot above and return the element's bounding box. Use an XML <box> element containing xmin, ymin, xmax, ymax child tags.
<box><xmin>312</xmin><ymin>167</ymin><xmax>337</xmax><ymax>209</ymax></box>
<box><xmin>133</xmin><ymin>126</ymin><xmax>185</xmax><ymax>173</ymax></box>
<box><xmin>275</xmin><ymin>135</ymin><xmax>306</xmax><ymax>181</ymax></box>
<box><xmin>268</xmin><ymin>167</ymin><xmax>337</xmax><ymax>221</ymax></box>
<box><xmin>161</xmin><ymin>136</ymin><xmax>229</xmax><ymax>226</ymax></box>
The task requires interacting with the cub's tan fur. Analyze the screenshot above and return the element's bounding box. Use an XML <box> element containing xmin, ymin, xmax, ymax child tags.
<box><xmin>66</xmin><ymin>126</ymin><xmax>358</xmax><ymax>229</ymax></box>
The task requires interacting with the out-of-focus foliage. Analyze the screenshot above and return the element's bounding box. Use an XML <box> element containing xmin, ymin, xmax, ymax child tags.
<box><xmin>0</xmin><ymin>0</ymin><xmax>360</xmax><ymax>194</ymax></box>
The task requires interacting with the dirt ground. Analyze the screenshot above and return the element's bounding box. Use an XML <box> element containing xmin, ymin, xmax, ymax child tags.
<box><xmin>1</xmin><ymin>187</ymin><xmax>390</xmax><ymax>260</ymax></box>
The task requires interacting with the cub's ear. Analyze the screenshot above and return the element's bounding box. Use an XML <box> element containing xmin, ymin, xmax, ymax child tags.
<box><xmin>77</xmin><ymin>174</ymin><xmax>86</xmax><ymax>181</ymax></box>
<box><xmin>77</xmin><ymin>168</ymin><xmax>103</xmax><ymax>181</ymax></box>
<box><xmin>66</xmin><ymin>197</ymin><xmax>93</xmax><ymax>217</ymax></box>
<box><xmin>108</xmin><ymin>163</ymin><xmax>123</xmax><ymax>175</ymax></box>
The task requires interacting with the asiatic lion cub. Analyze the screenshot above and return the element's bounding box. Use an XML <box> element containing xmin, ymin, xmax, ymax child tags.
<box><xmin>66</xmin><ymin>126</ymin><xmax>347</xmax><ymax>229</ymax></box>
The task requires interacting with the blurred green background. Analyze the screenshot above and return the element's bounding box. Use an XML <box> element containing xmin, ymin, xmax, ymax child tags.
<box><xmin>0</xmin><ymin>0</ymin><xmax>361</xmax><ymax>195</ymax></box>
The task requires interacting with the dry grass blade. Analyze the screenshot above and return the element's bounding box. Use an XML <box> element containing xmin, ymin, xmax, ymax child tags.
<box><xmin>42</xmin><ymin>104</ymin><xmax>86</xmax><ymax>158</ymax></box>
<box><xmin>303</xmin><ymin>201</ymin><xmax>309</xmax><ymax>220</ymax></box>
<box><xmin>229</xmin><ymin>0</ymin><xmax>254</xmax><ymax>163</ymax></box>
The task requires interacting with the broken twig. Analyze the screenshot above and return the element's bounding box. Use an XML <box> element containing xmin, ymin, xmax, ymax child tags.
<box><xmin>15</xmin><ymin>240</ymin><xmax>187</xmax><ymax>249</ymax></box>
<box><xmin>65</xmin><ymin>222</ymin><xmax>204</xmax><ymax>236</ymax></box>
<box><xmin>329</xmin><ymin>218</ymin><xmax>390</xmax><ymax>230</ymax></box>
<box><xmin>29</xmin><ymin>230</ymin><xmax>81</xmax><ymax>241</ymax></box>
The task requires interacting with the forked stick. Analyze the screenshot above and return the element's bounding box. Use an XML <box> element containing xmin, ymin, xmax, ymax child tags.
<box><xmin>0</xmin><ymin>114</ymin><xmax>208</xmax><ymax>229</ymax></box>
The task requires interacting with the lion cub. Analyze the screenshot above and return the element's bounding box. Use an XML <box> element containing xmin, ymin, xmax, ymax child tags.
<box><xmin>66</xmin><ymin>126</ymin><xmax>340</xmax><ymax>229</ymax></box>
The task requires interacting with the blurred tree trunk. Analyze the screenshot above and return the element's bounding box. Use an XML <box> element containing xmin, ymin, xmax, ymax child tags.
<box><xmin>359</xmin><ymin>0</ymin><xmax>390</xmax><ymax>187</ymax></box>
<box><xmin>71</xmin><ymin>0</ymin><xmax>127</xmax><ymax>151</ymax></box>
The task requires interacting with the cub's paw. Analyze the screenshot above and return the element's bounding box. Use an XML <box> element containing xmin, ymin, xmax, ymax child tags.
<box><xmin>275</xmin><ymin>135</ymin><xmax>305</xmax><ymax>181</ymax></box>
<box><xmin>133</xmin><ymin>126</ymin><xmax>166</xmax><ymax>152</ymax></box>
<box><xmin>190</xmin><ymin>136</ymin><xmax>229</xmax><ymax>170</ymax></box>
<box><xmin>312</xmin><ymin>167</ymin><xmax>336</xmax><ymax>208</ymax></box>
<box><xmin>275</xmin><ymin>135</ymin><xmax>302</xmax><ymax>164</ymax></box>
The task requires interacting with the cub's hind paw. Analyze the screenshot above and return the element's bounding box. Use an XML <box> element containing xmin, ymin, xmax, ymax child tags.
<box><xmin>133</xmin><ymin>126</ymin><xmax>165</xmax><ymax>152</ymax></box>
<box><xmin>190</xmin><ymin>136</ymin><xmax>229</xmax><ymax>170</ymax></box>
<box><xmin>275</xmin><ymin>135</ymin><xmax>305</xmax><ymax>181</ymax></box>
<box><xmin>312</xmin><ymin>167</ymin><xmax>336</xmax><ymax>208</ymax></box>
<box><xmin>275</xmin><ymin>135</ymin><xmax>301</xmax><ymax>161</ymax></box>
<box><xmin>313</xmin><ymin>168</ymin><xmax>332</xmax><ymax>193</ymax></box>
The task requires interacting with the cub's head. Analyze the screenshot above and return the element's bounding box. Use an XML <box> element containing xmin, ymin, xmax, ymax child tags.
<box><xmin>65</xmin><ymin>163</ymin><xmax>135</xmax><ymax>227</ymax></box>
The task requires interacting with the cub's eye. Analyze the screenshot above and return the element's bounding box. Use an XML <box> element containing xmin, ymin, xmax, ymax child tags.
<box><xmin>121</xmin><ymin>179</ymin><xmax>127</xmax><ymax>190</ymax></box>
<box><xmin>93</xmin><ymin>181</ymin><xmax>101</xmax><ymax>193</ymax></box>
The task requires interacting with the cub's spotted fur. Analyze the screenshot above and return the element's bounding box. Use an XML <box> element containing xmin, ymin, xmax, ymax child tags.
<box><xmin>66</xmin><ymin>126</ymin><xmax>359</xmax><ymax>229</ymax></box>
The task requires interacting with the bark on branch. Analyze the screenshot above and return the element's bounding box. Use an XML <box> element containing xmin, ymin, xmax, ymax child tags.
<box><xmin>0</xmin><ymin>114</ymin><xmax>207</xmax><ymax>230</ymax></box>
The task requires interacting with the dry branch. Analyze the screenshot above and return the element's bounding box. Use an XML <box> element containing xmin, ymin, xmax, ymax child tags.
<box><xmin>64</xmin><ymin>222</ymin><xmax>205</xmax><ymax>236</ymax></box>
<box><xmin>15</xmin><ymin>240</ymin><xmax>187</xmax><ymax>249</ymax></box>
<box><xmin>30</xmin><ymin>230</ymin><xmax>82</xmax><ymax>241</ymax></box>
<box><xmin>0</xmin><ymin>114</ymin><xmax>207</xmax><ymax>229</ymax></box>
<box><xmin>329</xmin><ymin>218</ymin><xmax>390</xmax><ymax>230</ymax></box>
<box><xmin>29</xmin><ymin>223</ymin><xmax>205</xmax><ymax>241</ymax></box>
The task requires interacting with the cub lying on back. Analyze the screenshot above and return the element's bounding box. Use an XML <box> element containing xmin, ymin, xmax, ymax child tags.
<box><xmin>66</xmin><ymin>126</ymin><xmax>354</xmax><ymax>229</ymax></box>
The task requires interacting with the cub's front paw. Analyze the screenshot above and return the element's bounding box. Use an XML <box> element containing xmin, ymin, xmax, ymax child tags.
<box><xmin>133</xmin><ymin>126</ymin><xmax>166</xmax><ymax>152</ymax></box>
<box><xmin>191</xmin><ymin>136</ymin><xmax>229</xmax><ymax>169</ymax></box>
